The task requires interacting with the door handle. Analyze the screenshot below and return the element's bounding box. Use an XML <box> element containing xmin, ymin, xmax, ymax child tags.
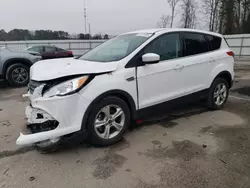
<box><xmin>208</xmin><ymin>59</ymin><xmax>215</xmax><ymax>63</ymax></box>
<box><xmin>174</xmin><ymin>64</ymin><xmax>184</xmax><ymax>70</ymax></box>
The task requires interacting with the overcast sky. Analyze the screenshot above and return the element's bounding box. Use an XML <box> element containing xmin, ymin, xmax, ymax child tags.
<box><xmin>0</xmin><ymin>0</ymin><xmax>177</xmax><ymax>35</ymax></box>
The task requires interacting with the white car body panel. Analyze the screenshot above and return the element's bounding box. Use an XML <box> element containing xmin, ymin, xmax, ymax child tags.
<box><xmin>137</xmin><ymin>58</ymin><xmax>183</xmax><ymax>108</ymax></box>
<box><xmin>79</xmin><ymin>68</ymin><xmax>138</xmax><ymax>108</ymax></box>
<box><xmin>17</xmin><ymin>87</ymin><xmax>91</xmax><ymax>145</ymax></box>
<box><xmin>16</xmin><ymin>28</ymin><xmax>235</xmax><ymax>146</ymax></box>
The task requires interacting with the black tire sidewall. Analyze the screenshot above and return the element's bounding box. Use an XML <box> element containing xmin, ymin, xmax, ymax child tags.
<box><xmin>6</xmin><ymin>63</ymin><xmax>29</xmax><ymax>86</ymax></box>
<box><xmin>207</xmin><ymin>78</ymin><xmax>229</xmax><ymax>110</ymax></box>
<box><xmin>87</xmin><ymin>96</ymin><xmax>131</xmax><ymax>146</ymax></box>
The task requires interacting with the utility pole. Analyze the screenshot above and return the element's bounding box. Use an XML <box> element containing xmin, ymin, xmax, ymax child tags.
<box><xmin>84</xmin><ymin>0</ymin><xmax>87</xmax><ymax>35</ymax></box>
<box><xmin>89</xmin><ymin>23</ymin><xmax>91</xmax><ymax>39</ymax></box>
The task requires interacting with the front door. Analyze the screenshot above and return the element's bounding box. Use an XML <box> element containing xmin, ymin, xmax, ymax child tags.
<box><xmin>137</xmin><ymin>32</ymin><xmax>185</xmax><ymax>109</ymax></box>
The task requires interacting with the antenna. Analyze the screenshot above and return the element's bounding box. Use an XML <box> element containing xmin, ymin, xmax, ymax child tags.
<box><xmin>84</xmin><ymin>0</ymin><xmax>87</xmax><ymax>35</ymax></box>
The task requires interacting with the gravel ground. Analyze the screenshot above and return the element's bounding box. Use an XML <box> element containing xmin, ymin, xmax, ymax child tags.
<box><xmin>0</xmin><ymin>62</ymin><xmax>250</xmax><ymax>188</ymax></box>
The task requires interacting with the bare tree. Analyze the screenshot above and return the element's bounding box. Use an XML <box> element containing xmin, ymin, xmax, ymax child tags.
<box><xmin>181</xmin><ymin>0</ymin><xmax>197</xmax><ymax>28</ymax></box>
<box><xmin>242</xmin><ymin>0</ymin><xmax>249</xmax><ymax>23</ymax></box>
<box><xmin>203</xmin><ymin>0</ymin><xmax>220</xmax><ymax>31</ymax></box>
<box><xmin>242</xmin><ymin>0</ymin><xmax>250</xmax><ymax>32</ymax></box>
<box><xmin>215</xmin><ymin>0</ymin><xmax>250</xmax><ymax>34</ymax></box>
<box><xmin>157</xmin><ymin>14</ymin><xmax>171</xmax><ymax>28</ymax></box>
<box><xmin>167</xmin><ymin>0</ymin><xmax>181</xmax><ymax>28</ymax></box>
<box><xmin>235</xmin><ymin>0</ymin><xmax>242</xmax><ymax>32</ymax></box>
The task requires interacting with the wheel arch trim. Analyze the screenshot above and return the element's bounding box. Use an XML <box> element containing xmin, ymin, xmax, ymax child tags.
<box><xmin>211</xmin><ymin>70</ymin><xmax>233</xmax><ymax>88</ymax></box>
<box><xmin>2</xmin><ymin>58</ymin><xmax>32</xmax><ymax>77</ymax></box>
<box><xmin>81</xmin><ymin>89</ymin><xmax>137</xmax><ymax>130</ymax></box>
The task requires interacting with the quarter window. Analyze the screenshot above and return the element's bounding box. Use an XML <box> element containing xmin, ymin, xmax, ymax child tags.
<box><xmin>56</xmin><ymin>47</ymin><xmax>65</xmax><ymax>51</ymax></box>
<box><xmin>183</xmin><ymin>33</ymin><xmax>209</xmax><ymax>56</ymax></box>
<box><xmin>206</xmin><ymin>35</ymin><xmax>222</xmax><ymax>51</ymax></box>
<box><xmin>144</xmin><ymin>33</ymin><xmax>181</xmax><ymax>61</ymax></box>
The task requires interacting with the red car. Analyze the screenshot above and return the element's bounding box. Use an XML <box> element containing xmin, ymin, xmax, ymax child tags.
<box><xmin>26</xmin><ymin>45</ymin><xmax>73</xmax><ymax>59</ymax></box>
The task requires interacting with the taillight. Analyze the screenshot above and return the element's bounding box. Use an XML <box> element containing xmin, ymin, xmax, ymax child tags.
<box><xmin>68</xmin><ymin>51</ymin><xmax>73</xmax><ymax>55</ymax></box>
<box><xmin>227</xmin><ymin>51</ymin><xmax>234</xmax><ymax>57</ymax></box>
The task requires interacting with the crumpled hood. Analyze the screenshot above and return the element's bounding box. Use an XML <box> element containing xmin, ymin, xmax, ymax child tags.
<box><xmin>30</xmin><ymin>58</ymin><xmax>119</xmax><ymax>81</ymax></box>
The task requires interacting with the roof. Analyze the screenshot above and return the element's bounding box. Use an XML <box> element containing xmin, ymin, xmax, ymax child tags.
<box><xmin>123</xmin><ymin>28</ymin><xmax>165</xmax><ymax>35</ymax></box>
<box><xmin>122</xmin><ymin>28</ymin><xmax>222</xmax><ymax>37</ymax></box>
<box><xmin>28</xmin><ymin>45</ymin><xmax>55</xmax><ymax>47</ymax></box>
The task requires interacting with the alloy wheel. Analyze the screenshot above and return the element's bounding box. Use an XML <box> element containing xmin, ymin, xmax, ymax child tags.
<box><xmin>214</xmin><ymin>83</ymin><xmax>228</xmax><ymax>106</ymax></box>
<box><xmin>94</xmin><ymin>105</ymin><xmax>125</xmax><ymax>139</ymax></box>
<box><xmin>11</xmin><ymin>68</ymin><xmax>28</xmax><ymax>84</ymax></box>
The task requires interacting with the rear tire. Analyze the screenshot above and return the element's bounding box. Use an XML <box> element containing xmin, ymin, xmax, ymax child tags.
<box><xmin>207</xmin><ymin>78</ymin><xmax>229</xmax><ymax>110</ymax></box>
<box><xmin>87</xmin><ymin>96</ymin><xmax>130</xmax><ymax>146</ymax></box>
<box><xmin>6</xmin><ymin>63</ymin><xmax>29</xmax><ymax>87</ymax></box>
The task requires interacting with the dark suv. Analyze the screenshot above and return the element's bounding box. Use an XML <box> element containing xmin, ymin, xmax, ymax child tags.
<box><xmin>0</xmin><ymin>47</ymin><xmax>41</xmax><ymax>86</ymax></box>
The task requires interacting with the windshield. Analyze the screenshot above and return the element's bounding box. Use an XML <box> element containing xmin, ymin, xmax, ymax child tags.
<box><xmin>79</xmin><ymin>33</ymin><xmax>152</xmax><ymax>62</ymax></box>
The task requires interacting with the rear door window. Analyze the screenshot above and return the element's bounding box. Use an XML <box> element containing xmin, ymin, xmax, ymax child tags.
<box><xmin>45</xmin><ymin>46</ymin><xmax>56</xmax><ymax>52</ymax></box>
<box><xmin>206</xmin><ymin>35</ymin><xmax>222</xmax><ymax>51</ymax></box>
<box><xmin>182</xmin><ymin>32</ymin><xmax>209</xmax><ymax>56</ymax></box>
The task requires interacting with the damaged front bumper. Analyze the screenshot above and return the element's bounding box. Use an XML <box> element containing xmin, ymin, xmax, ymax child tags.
<box><xmin>16</xmin><ymin>84</ymin><xmax>91</xmax><ymax>146</ymax></box>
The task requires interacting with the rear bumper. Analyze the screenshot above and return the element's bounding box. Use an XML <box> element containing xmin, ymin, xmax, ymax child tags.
<box><xmin>16</xmin><ymin>89</ymin><xmax>91</xmax><ymax>146</ymax></box>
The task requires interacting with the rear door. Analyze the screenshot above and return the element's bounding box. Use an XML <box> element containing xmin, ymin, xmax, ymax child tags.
<box><xmin>43</xmin><ymin>46</ymin><xmax>57</xmax><ymax>59</ymax></box>
<box><xmin>55</xmin><ymin>47</ymin><xmax>69</xmax><ymax>58</ymax></box>
<box><xmin>179</xmin><ymin>32</ymin><xmax>213</xmax><ymax>94</ymax></box>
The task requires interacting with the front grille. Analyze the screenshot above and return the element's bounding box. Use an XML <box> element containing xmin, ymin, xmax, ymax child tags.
<box><xmin>29</xmin><ymin>80</ymin><xmax>43</xmax><ymax>94</ymax></box>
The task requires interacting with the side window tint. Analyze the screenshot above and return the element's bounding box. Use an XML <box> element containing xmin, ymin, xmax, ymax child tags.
<box><xmin>183</xmin><ymin>33</ymin><xmax>209</xmax><ymax>56</ymax></box>
<box><xmin>45</xmin><ymin>46</ymin><xmax>56</xmax><ymax>52</ymax></box>
<box><xmin>29</xmin><ymin>46</ymin><xmax>43</xmax><ymax>53</ymax></box>
<box><xmin>144</xmin><ymin>33</ymin><xmax>181</xmax><ymax>61</ymax></box>
<box><xmin>206</xmin><ymin>35</ymin><xmax>222</xmax><ymax>51</ymax></box>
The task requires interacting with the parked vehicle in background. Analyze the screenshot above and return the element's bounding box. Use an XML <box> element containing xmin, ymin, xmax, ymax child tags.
<box><xmin>26</xmin><ymin>45</ymin><xmax>73</xmax><ymax>59</ymax></box>
<box><xmin>17</xmin><ymin>28</ymin><xmax>234</xmax><ymax>152</ymax></box>
<box><xmin>0</xmin><ymin>47</ymin><xmax>41</xmax><ymax>86</ymax></box>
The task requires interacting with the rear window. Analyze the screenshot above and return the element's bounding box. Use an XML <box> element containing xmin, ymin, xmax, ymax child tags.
<box><xmin>206</xmin><ymin>35</ymin><xmax>222</xmax><ymax>51</ymax></box>
<box><xmin>56</xmin><ymin>47</ymin><xmax>65</xmax><ymax>51</ymax></box>
<box><xmin>182</xmin><ymin>32</ymin><xmax>209</xmax><ymax>56</ymax></box>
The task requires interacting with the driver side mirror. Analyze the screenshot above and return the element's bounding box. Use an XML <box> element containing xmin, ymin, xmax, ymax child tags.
<box><xmin>142</xmin><ymin>53</ymin><xmax>160</xmax><ymax>64</ymax></box>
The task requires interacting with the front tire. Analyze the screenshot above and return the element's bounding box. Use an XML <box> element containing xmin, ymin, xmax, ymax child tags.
<box><xmin>207</xmin><ymin>78</ymin><xmax>229</xmax><ymax>110</ymax></box>
<box><xmin>87</xmin><ymin>96</ymin><xmax>130</xmax><ymax>146</ymax></box>
<box><xmin>6</xmin><ymin>63</ymin><xmax>29</xmax><ymax>87</ymax></box>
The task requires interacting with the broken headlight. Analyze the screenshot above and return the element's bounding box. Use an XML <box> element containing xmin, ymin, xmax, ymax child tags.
<box><xmin>44</xmin><ymin>76</ymin><xmax>89</xmax><ymax>97</ymax></box>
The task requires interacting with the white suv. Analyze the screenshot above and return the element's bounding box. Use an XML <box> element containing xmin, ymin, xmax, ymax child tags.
<box><xmin>16</xmin><ymin>28</ymin><xmax>234</xmax><ymax>151</ymax></box>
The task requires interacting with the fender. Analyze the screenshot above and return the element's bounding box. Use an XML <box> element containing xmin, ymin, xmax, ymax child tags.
<box><xmin>81</xmin><ymin>89</ymin><xmax>137</xmax><ymax>130</ymax></box>
<box><xmin>2</xmin><ymin>58</ymin><xmax>33</xmax><ymax>77</ymax></box>
<box><xmin>209</xmin><ymin>62</ymin><xmax>233</xmax><ymax>87</ymax></box>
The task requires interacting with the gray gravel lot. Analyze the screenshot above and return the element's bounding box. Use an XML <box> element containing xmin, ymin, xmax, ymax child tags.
<box><xmin>1</xmin><ymin>62</ymin><xmax>250</xmax><ymax>188</ymax></box>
